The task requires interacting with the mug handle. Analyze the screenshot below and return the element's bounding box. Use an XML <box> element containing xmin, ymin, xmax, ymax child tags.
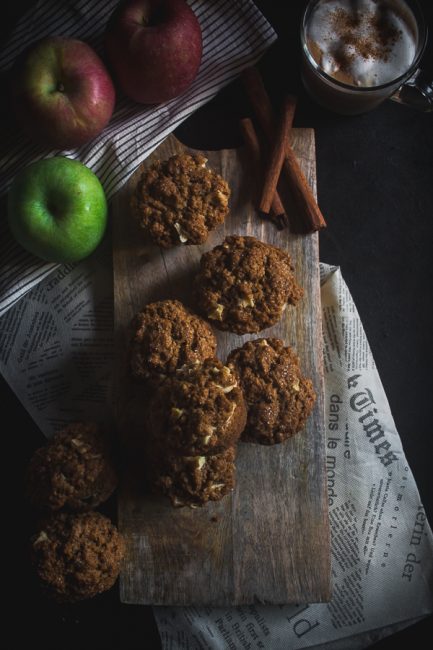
<box><xmin>390</xmin><ymin>69</ymin><xmax>433</xmax><ymax>112</ymax></box>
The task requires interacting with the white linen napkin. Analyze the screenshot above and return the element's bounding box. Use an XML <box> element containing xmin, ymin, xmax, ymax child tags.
<box><xmin>0</xmin><ymin>0</ymin><xmax>276</xmax><ymax>316</ymax></box>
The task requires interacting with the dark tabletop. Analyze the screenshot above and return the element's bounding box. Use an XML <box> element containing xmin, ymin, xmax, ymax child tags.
<box><xmin>2</xmin><ymin>1</ymin><xmax>432</xmax><ymax>648</ymax></box>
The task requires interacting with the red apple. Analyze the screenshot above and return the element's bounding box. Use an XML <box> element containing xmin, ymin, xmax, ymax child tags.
<box><xmin>105</xmin><ymin>0</ymin><xmax>202</xmax><ymax>104</ymax></box>
<box><xmin>11</xmin><ymin>37</ymin><xmax>116</xmax><ymax>149</ymax></box>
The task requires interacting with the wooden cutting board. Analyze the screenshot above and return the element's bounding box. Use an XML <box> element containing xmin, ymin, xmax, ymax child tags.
<box><xmin>112</xmin><ymin>131</ymin><xmax>331</xmax><ymax>606</ymax></box>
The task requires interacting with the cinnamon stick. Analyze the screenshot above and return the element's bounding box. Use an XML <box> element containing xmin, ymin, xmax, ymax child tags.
<box><xmin>242</xmin><ymin>67</ymin><xmax>327</xmax><ymax>233</ymax></box>
<box><xmin>239</xmin><ymin>117</ymin><xmax>288</xmax><ymax>229</ymax></box>
<box><xmin>241</xmin><ymin>67</ymin><xmax>275</xmax><ymax>139</ymax></box>
<box><xmin>259</xmin><ymin>95</ymin><xmax>297</xmax><ymax>216</ymax></box>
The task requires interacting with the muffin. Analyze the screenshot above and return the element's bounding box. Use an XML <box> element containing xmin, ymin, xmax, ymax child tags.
<box><xmin>26</xmin><ymin>422</ymin><xmax>117</xmax><ymax>511</ymax></box>
<box><xmin>147</xmin><ymin>447</ymin><xmax>236</xmax><ymax>508</ymax></box>
<box><xmin>31</xmin><ymin>512</ymin><xmax>125</xmax><ymax>602</ymax></box>
<box><xmin>129</xmin><ymin>299</ymin><xmax>216</xmax><ymax>382</ymax></box>
<box><xmin>147</xmin><ymin>358</ymin><xmax>246</xmax><ymax>458</ymax></box>
<box><xmin>227</xmin><ymin>338</ymin><xmax>316</xmax><ymax>444</ymax></box>
<box><xmin>195</xmin><ymin>235</ymin><xmax>303</xmax><ymax>334</ymax></box>
<box><xmin>131</xmin><ymin>153</ymin><xmax>230</xmax><ymax>247</ymax></box>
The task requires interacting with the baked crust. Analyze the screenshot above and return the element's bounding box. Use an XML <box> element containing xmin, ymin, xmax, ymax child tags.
<box><xmin>129</xmin><ymin>299</ymin><xmax>216</xmax><ymax>382</ymax></box>
<box><xmin>147</xmin><ymin>358</ymin><xmax>246</xmax><ymax>457</ymax></box>
<box><xmin>131</xmin><ymin>153</ymin><xmax>230</xmax><ymax>248</ymax></box>
<box><xmin>228</xmin><ymin>338</ymin><xmax>316</xmax><ymax>444</ymax></box>
<box><xmin>31</xmin><ymin>512</ymin><xmax>125</xmax><ymax>602</ymax></box>
<box><xmin>147</xmin><ymin>447</ymin><xmax>236</xmax><ymax>508</ymax></box>
<box><xmin>195</xmin><ymin>235</ymin><xmax>303</xmax><ymax>334</ymax></box>
<box><xmin>26</xmin><ymin>423</ymin><xmax>117</xmax><ymax>511</ymax></box>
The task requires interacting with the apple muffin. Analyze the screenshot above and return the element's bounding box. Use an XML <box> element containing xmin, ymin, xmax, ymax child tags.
<box><xmin>131</xmin><ymin>153</ymin><xmax>230</xmax><ymax>247</ymax></box>
<box><xmin>228</xmin><ymin>338</ymin><xmax>316</xmax><ymax>445</ymax></box>
<box><xmin>26</xmin><ymin>422</ymin><xmax>117</xmax><ymax>511</ymax></box>
<box><xmin>129</xmin><ymin>299</ymin><xmax>217</xmax><ymax>382</ymax></box>
<box><xmin>147</xmin><ymin>447</ymin><xmax>236</xmax><ymax>508</ymax></box>
<box><xmin>195</xmin><ymin>235</ymin><xmax>303</xmax><ymax>334</ymax></box>
<box><xmin>30</xmin><ymin>512</ymin><xmax>125</xmax><ymax>602</ymax></box>
<box><xmin>147</xmin><ymin>357</ymin><xmax>246</xmax><ymax>458</ymax></box>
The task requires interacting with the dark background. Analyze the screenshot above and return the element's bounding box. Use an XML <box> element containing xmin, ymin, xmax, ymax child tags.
<box><xmin>2</xmin><ymin>1</ymin><xmax>432</xmax><ymax>648</ymax></box>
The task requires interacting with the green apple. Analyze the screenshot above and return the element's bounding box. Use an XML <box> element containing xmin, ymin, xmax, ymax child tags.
<box><xmin>8</xmin><ymin>157</ymin><xmax>107</xmax><ymax>263</ymax></box>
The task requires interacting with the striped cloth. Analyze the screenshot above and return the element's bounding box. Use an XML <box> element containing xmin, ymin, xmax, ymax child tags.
<box><xmin>0</xmin><ymin>0</ymin><xmax>276</xmax><ymax>317</ymax></box>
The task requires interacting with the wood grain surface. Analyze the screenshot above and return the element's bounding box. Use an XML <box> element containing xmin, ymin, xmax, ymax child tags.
<box><xmin>112</xmin><ymin>131</ymin><xmax>331</xmax><ymax>606</ymax></box>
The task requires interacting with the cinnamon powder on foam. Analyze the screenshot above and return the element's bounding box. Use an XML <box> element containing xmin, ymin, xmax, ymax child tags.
<box><xmin>306</xmin><ymin>0</ymin><xmax>418</xmax><ymax>87</ymax></box>
<box><xmin>328</xmin><ymin>6</ymin><xmax>403</xmax><ymax>72</ymax></box>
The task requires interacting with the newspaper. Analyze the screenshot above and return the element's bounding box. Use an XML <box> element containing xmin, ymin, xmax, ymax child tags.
<box><xmin>0</xmin><ymin>262</ymin><xmax>431</xmax><ymax>648</ymax></box>
<box><xmin>0</xmin><ymin>240</ymin><xmax>113</xmax><ymax>436</ymax></box>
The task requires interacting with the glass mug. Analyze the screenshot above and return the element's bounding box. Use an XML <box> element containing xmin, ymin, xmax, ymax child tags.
<box><xmin>300</xmin><ymin>0</ymin><xmax>432</xmax><ymax>114</ymax></box>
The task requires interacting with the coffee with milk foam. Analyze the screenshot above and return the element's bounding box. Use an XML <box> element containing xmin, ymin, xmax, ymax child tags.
<box><xmin>306</xmin><ymin>0</ymin><xmax>418</xmax><ymax>87</ymax></box>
